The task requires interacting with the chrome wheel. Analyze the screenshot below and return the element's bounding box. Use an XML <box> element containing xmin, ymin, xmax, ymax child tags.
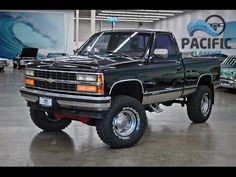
<box><xmin>112</xmin><ymin>108</ymin><xmax>138</xmax><ymax>137</ymax></box>
<box><xmin>201</xmin><ymin>93</ymin><xmax>211</xmax><ymax>116</ymax></box>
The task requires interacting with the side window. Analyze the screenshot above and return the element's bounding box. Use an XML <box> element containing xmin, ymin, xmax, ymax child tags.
<box><xmin>155</xmin><ymin>34</ymin><xmax>176</xmax><ymax>56</ymax></box>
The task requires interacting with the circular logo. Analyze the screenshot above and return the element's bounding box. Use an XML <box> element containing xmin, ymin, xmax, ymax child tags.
<box><xmin>205</xmin><ymin>15</ymin><xmax>226</xmax><ymax>36</ymax></box>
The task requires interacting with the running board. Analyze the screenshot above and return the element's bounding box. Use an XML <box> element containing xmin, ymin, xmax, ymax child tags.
<box><xmin>149</xmin><ymin>103</ymin><xmax>163</xmax><ymax>113</ymax></box>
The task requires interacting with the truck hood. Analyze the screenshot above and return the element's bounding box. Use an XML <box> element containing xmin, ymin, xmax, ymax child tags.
<box><xmin>20</xmin><ymin>48</ymin><xmax>38</xmax><ymax>58</ymax></box>
<box><xmin>28</xmin><ymin>55</ymin><xmax>143</xmax><ymax>72</ymax></box>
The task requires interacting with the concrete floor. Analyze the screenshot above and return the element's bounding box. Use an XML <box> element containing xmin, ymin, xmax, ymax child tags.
<box><xmin>0</xmin><ymin>66</ymin><xmax>236</xmax><ymax>166</ymax></box>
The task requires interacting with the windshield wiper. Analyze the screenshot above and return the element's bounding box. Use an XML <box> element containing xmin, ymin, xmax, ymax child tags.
<box><xmin>106</xmin><ymin>50</ymin><xmax>133</xmax><ymax>60</ymax></box>
<box><xmin>78</xmin><ymin>50</ymin><xmax>104</xmax><ymax>60</ymax></box>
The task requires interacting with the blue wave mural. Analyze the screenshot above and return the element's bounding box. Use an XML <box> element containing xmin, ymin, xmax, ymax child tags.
<box><xmin>187</xmin><ymin>19</ymin><xmax>220</xmax><ymax>37</ymax></box>
<box><xmin>0</xmin><ymin>12</ymin><xmax>64</xmax><ymax>59</ymax></box>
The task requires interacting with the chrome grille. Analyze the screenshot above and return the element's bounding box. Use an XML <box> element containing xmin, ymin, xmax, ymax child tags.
<box><xmin>31</xmin><ymin>69</ymin><xmax>77</xmax><ymax>92</ymax></box>
<box><xmin>34</xmin><ymin>70</ymin><xmax>76</xmax><ymax>81</ymax></box>
<box><xmin>35</xmin><ymin>80</ymin><xmax>76</xmax><ymax>91</ymax></box>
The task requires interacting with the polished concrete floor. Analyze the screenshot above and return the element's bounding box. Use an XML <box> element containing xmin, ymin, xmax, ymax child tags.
<box><xmin>0</xmin><ymin>66</ymin><xmax>236</xmax><ymax>166</ymax></box>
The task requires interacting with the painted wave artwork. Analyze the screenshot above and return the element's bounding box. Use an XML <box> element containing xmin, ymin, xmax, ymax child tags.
<box><xmin>0</xmin><ymin>12</ymin><xmax>64</xmax><ymax>59</ymax></box>
<box><xmin>187</xmin><ymin>19</ymin><xmax>220</xmax><ymax>37</ymax></box>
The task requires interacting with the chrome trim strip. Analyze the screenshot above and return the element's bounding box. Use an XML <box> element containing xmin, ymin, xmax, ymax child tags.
<box><xmin>20</xmin><ymin>87</ymin><xmax>111</xmax><ymax>101</ymax></box>
<box><xmin>28</xmin><ymin>68</ymin><xmax>101</xmax><ymax>75</ymax></box>
<box><xmin>142</xmin><ymin>87</ymin><xmax>183</xmax><ymax>104</ymax></box>
<box><xmin>142</xmin><ymin>90</ymin><xmax>182</xmax><ymax>105</ymax></box>
<box><xmin>57</xmin><ymin>100</ymin><xmax>110</xmax><ymax>111</ymax></box>
<box><xmin>21</xmin><ymin>93</ymin><xmax>38</xmax><ymax>102</ymax></box>
<box><xmin>109</xmin><ymin>79</ymin><xmax>144</xmax><ymax>95</ymax></box>
<box><xmin>197</xmin><ymin>73</ymin><xmax>213</xmax><ymax>86</ymax></box>
<box><xmin>27</xmin><ymin>86</ymin><xmax>103</xmax><ymax>95</ymax></box>
<box><xmin>182</xmin><ymin>88</ymin><xmax>196</xmax><ymax>96</ymax></box>
<box><xmin>26</xmin><ymin>76</ymin><xmax>100</xmax><ymax>85</ymax></box>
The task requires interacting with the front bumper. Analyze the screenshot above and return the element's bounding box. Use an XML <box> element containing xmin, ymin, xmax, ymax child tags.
<box><xmin>20</xmin><ymin>87</ymin><xmax>111</xmax><ymax>111</ymax></box>
<box><xmin>220</xmin><ymin>78</ymin><xmax>236</xmax><ymax>89</ymax></box>
<box><xmin>20</xmin><ymin>60</ymin><xmax>34</xmax><ymax>66</ymax></box>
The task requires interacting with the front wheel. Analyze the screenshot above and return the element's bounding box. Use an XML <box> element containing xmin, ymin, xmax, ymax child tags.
<box><xmin>30</xmin><ymin>109</ymin><xmax>72</xmax><ymax>132</ymax></box>
<box><xmin>0</xmin><ymin>67</ymin><xmax>4</xmax><ymax>71</ymax></box>
<box><xmin>96</xmin><ymin>95</ymin><xmax>147</xmax><ymax>148</ymax></box>
<box><xmin>187</xmin><ymin>85</ymin><xmax>213</xmax><ymax>123</ymax></box>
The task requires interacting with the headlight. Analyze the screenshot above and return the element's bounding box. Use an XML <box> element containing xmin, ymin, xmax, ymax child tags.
<box><xmin>25</xmin><ymin>70</ymin><xmax>34</xmax><ymax>76</ymax></box>
<box><xmin>76</xmin><ymin>74</ymin><xmax>97</xmax><ymax>82</ymax></box>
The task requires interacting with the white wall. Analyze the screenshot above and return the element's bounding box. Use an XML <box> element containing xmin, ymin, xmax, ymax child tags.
<box><xmin>155</xmin><ymin>10</ymin><xmax>236</xmax><ymax>56</ymax></box>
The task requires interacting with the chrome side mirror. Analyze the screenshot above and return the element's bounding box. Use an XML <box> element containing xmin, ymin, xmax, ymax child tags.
<box><xmin>154</xmin><ymin>49</ymin><xmax>168</xmax><ymax>58</ymax></box>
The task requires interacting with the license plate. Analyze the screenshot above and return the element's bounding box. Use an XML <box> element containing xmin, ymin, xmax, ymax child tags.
<box><xmin>39</xmin><ymin>97</ymin><xmax>52</xmax><ymax>107</ymax></box>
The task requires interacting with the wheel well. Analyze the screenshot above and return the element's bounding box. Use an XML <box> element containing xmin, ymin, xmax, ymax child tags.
<box><xmin>110</xmin><ymin>81</ymin><xmax>143</xmax><ymax>102</ymax></box>
<box><xmin>198</xmin><ymin>75</ymin><xmax>214</xmax><ymax>104</ymax></box>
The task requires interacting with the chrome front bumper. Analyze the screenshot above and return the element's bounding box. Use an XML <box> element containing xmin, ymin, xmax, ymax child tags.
<box><xmin>20</xmin><ymin>87</ymin><xmax>111</xmax><ymax>111</ymax></box>
<box><xmin>220</xmin><ymin>79</ymin><xmax>236</xmax><ymax>89</ymax></box>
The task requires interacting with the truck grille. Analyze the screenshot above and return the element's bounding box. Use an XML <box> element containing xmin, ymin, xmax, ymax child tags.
<box><xmin>35</xmin><ymin>80</ymin><xmax>76</xmax><ymax>91</ymax></box>
<box><xmin>34</xmin><ymin>70</ymin><xmax>76</xmax><ymax>81</ymax></box>
<box><xmin>30</xmin><ymin>69</ymin><xmax>77</xmax><ymax>93</ymax></box>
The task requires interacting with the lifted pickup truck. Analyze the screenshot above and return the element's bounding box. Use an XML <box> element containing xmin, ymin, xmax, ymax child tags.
<box><xmin>20</xmin><ymin>29</ymin><xmax>220</xmax><ymax>148</ymax></box>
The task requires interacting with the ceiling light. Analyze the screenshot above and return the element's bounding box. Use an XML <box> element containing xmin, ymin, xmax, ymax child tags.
<box><xmin>98</xmin><ymin>13</ymin><xmax>163</xmax><ymax>19</ymax></box>
<box><xmin>96</xmin><ymin>16</ymin><xmax>159</xmax><ymax>21</ymax></box>
<box><xmin>96</xmin><ymin>18</ymin><xmax>153</xmax><ymax>23</ymax></box>
<box><xmin>157</xmin><ymin>10</ymin><xmax>183</xmax><ymax>13</ymax></box>
<box><xmin>100</xmin><ymin>10</ymin><xmax>174</xmax><ymax>16</ymax></box>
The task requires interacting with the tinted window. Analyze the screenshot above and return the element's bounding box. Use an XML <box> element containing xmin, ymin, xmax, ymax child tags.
<box><xmin>155</xmin><ymin>34</ymin><xmax>175</xmax><ymax>55</ymax></box>
<box><xmin>78</xmin><ymin>32</ymin><xmax>151</xmax><ymax>58</ymax></box>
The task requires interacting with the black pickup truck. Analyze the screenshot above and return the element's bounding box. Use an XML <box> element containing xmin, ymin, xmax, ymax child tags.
<box><xmin>20</xmin><ymin>29</ymin><xmax>220</xmax><ymax>148</ymax></box>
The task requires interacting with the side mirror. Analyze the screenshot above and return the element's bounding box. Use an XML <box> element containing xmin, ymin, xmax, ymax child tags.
<box><xmin>154</xmin><ymin>49</ymin><xmax>168</xmax><ymax>58</ymax></box>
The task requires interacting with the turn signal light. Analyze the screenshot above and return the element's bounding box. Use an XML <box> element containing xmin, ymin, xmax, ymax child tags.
<box><xmin>97</xmin><ymin>85</ymin><xmax>103</xmax><ymax>94</ymax></box>
<box><xmin>25</xmin><ymin>78</ymin><xmax>35</xmax><ymax>86</ymax></box>
<box><xmin>97</xmin><ymin>74</ymin><xmax>103</xmax><ymax>83</ymax></box>
<box><xmin>77</xmin><ymin>85</ymin><xmax>97</xmax><ymax>93</ymax></box>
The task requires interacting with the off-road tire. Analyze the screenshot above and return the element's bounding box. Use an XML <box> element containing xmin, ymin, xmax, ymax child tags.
<box><xmin>187</xmin><ymin>85</ymin><xmax>213</xmax><ymax>123</ymax></box>
<box><xmin>95</xmin><ymin>95</ymin><xmax>147</xmax><ymax>148</ymax></box>
<box><xmin>30</xmin><ymin>109</ymin><xmax>71</xmax><ymax>132</ymax></box>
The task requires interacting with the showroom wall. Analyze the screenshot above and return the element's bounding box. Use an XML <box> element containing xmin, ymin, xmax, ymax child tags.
<box><xmin>0</xmin><ymin>10</ymin><xmax>74</xmax><ymax>59</ymax></box>
<box><xmin>155</xmin><ymin>10</ymin><xmax>236</xmax><ymax>56</ymax></box>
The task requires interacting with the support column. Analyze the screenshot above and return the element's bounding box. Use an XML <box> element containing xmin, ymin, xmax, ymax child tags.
<box><xmin>75</xmin><ymin>10</ymin><xmax>79</xmax><ymax>48</ymax></box>
<box><xmin>91</xmin><ymin>10</ymin><xmax>96</xmax><ymax>35</ymax></box>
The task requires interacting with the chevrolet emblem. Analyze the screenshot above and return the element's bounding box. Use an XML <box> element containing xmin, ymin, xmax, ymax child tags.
<box><xmin>47</xmin><ymin>78</ymin><xmax>54</xmax><ymax>83</ymax></box>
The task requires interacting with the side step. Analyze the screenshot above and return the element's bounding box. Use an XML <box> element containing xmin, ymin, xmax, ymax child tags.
<box><xmin>149</xmin><ymin>103</ymin><xmax>163</xmax><ymax>113</ymax></box>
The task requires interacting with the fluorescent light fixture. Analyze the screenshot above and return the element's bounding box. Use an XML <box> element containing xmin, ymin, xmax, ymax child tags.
<box><xmin>98</xmin><ymin>13</ymin><xmax>162</xmax><ymax>19</ymax></box>
<box><xmin>100</xmin><ymin>10</ymin><xmax>174</xmax><ymax>16</ymax></box>
<box><xmin>157</xmin><ymin>10</ymin><xmax>183</xmax><ymax>13</ymax></box>
<box><xmin>96</xmin><ymin>18</ymin><xmax>153</xmax><ymax>23</ymax></box>
<box><xmin>96</xmin><ymin>15</ymin><xmax>158</xmax><ymax>21</ymax></box>
<box><xmin>133</xmin><ymin>10</ymin><xmax>158</xmax><ymax>12</ymax></box>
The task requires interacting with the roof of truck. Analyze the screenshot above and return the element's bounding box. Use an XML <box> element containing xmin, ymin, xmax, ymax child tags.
<box><xmin>98</xmin><ymin>28</ymin><xmax>172</xmax><ymax>33</ymax></box>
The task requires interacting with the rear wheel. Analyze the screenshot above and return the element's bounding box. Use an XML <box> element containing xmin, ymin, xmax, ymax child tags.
<box><xmin>187</xmin><ymin>85</ymin><xmax>213</xmax><ymax>123</ymax></box>
<box><xmin>0</xmin><ymin>67</ymin><xmax>4</xmax><ymax>71</ymax></box>
<box><xmin>96</xmin><ymin>95</ymin><xmax>147</xmax><ymax>148</ymax></box>
<box><xmin>30</xmin><ymin>109</ymin><xmax>71</xmax><ymax>132</ymax></box>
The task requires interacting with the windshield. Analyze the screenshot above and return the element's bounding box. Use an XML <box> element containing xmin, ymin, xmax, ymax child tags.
<box><xmin>77</xmin><ymin>32</ymin><xmax>151</xmax><ymax>59</ymax></box>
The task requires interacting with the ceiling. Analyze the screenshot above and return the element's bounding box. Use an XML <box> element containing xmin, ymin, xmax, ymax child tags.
<box><xmin>95</xmin><ymin>10</ymin><xmax>189</xmax><ymax>23</ymax></box>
